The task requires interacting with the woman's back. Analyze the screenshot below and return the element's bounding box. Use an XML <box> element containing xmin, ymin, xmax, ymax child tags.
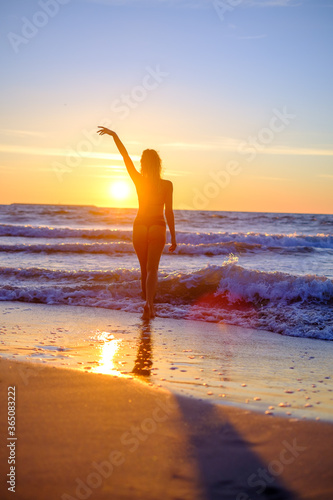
<box><xmin>135</xmin><ymin>177</ymin><xmax>171</xmax><ymax>218</ymax></box>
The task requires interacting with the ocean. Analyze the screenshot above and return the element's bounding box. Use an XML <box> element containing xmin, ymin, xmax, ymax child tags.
<box><xmin>0</xmin><ymin>204</ymin><xmax>332</xmax><ymax>341</ymax></box>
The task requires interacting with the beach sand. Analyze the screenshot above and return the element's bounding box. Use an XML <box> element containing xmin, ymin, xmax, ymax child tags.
<box><xmin>0</xmin><ymin>357</ymin><xmax>333</xmax><ymax>500</ymax></box>
<box><xmin>0</xmin><ymin>301</ymin><xmax>333</xmax><ymax>499</ymax></box>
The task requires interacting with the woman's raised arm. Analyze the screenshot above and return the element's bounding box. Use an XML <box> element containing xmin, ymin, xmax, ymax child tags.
<box><xmin>97</xmin><ymin>127</ymin><xmax>140</xmax><ymax>183</ymax></box>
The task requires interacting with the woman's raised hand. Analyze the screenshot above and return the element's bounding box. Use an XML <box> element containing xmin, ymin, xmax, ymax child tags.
<box><xmin>97</xmin><ymin>126</ymin><xmax>116</xmax><ymax>136</ymax></box>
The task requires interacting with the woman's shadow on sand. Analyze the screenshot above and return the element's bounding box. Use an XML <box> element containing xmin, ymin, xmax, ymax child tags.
<box><xmin>131</xmin><ymin>320</ymin><xmax>297</xmax><ymax>500</ymax></box>
<box><xmin>173</xmin><ymin>395</ymin><xmax>297</xmax><ymax>500</ymax></box>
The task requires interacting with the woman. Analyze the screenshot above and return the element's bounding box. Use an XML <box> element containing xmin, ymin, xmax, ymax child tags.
<box><xmin>97</xmin><ymin>127</ymin><xmax>177</xmax><ymax>319</ymax></box>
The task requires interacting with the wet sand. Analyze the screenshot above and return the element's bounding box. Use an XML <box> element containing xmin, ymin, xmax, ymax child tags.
<box><xmin>1</xmin><ymin>301</ymin><xmax>332</xmax><ymax>421</ymax></box>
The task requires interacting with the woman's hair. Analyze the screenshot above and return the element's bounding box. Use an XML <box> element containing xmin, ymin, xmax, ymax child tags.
<box><xmin>140</xmin><ymin>149</ymin><xmax>162</xmax><ymax>183</ymax></box>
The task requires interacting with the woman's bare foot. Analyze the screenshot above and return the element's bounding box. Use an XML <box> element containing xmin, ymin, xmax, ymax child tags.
<box><xmin>141</xmin><ymin>303</ymin><xmax>156</xmax><ymax>320</ymax></box>
<box><xmin>149</xmin><ymin>304</ymin><xmax>156</xmax><ymax>318</ymax></box>
<box><xmin>142</xmin><ymin>303</ymin><xmax>150</xmax><ymax>320</ymax></box>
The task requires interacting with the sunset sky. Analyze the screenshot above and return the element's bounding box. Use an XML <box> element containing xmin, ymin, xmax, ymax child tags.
<box><xmin>1</xmin><ymin>0</ymin><xmax>332</xmax><ymax>213</ymax></box>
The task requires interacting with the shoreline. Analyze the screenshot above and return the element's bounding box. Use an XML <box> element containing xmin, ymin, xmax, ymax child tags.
<box><xmin>1</xmin><ymin>300</ymin><xmax>333</xmax><ymax>422</ymax></box>
<box><xmin>1</xmin><ymin>357</ymin><xmax>333</xmax><ymax>500</ymax></box>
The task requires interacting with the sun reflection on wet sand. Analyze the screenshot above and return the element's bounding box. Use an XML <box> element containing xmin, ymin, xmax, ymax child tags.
<box><xmin>90</xmin><ymin>331</ymin><xmax>123</xmax><ymax>376</ymax></box>
<box><xmin>90</xmin><ymin>323</ymin><xmax>154</xmax><ymax>381</ymax></box>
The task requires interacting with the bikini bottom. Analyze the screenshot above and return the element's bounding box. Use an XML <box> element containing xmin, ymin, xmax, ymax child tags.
<box><xmin>133</xmin><ymin>215</ymin><xmax>166</xmax><ymax>229</ymax></box>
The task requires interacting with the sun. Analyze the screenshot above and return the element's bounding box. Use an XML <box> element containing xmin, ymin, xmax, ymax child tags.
<box><xmin>109</xmin><ymin>180</ymin><xmax>130</xmax><ymax>200</ymax></box>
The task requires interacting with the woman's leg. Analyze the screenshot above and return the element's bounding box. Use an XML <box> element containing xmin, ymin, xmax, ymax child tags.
<box><xmin>132</xmin><ymin>224</ymin><xmax>148</xmax><ymax>300</ymax></box>
<box><xmin>146</xmin><ymin>225</ymin><xmax>166</xmax><ymax>317</ymax></box>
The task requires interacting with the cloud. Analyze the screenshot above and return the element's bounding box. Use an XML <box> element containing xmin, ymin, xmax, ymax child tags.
<box><xmin>0</xmin><ymin>144</ymin><xmax>141</xmax><ymax>161</ymax></box>
<box><xmin>0</xmin><ymin>144</ymin><xmax>190</xmax><ymax>178</ymax></box>
<box><xmin>0</xmin><ymin>165</ymin><xmax>53</xmax><ymax>173</ymax></box>
<box><xmin>317</xmin><ymin>174</ymin><xmax>333</xmax><ymax>179</ymax></box>
<box><xmin>82</xmin><ymin>0</ymin><xmax>301</xmax><ymax>7</ymax></box>
<box><xmin>244</xmin><ymin>0</ymin><xmax>301</xmax><ymax>6</ymax></box>
<box><xmin>232</xmin><ymin>34</ymin><xmax>267</xmax><ymax>40</ymax></box>
<box><xmin>252</xmin><ymin>175</ymin><xmax>289</xmax><ymax>181</ymax></box>
<box><xmin>162</xmin><ymin>139</ymin><xmax>333</xmax><ymax>157</ymax></box>
<box><xmin>0</xmin><ymin>129</ymin><xmax>46</xmax><ymax>138</ymax></box>
<box><xmin>262</xmin><ymin>145</ymin><xmax>333</xmax><ymax>156</ymax></box>
<box><xmin>80</xmin><ymin>0</ymin><xmax>208</xmax><ymax>7</ymax></box>
<box><xmin>162</xmin><ymin>137</ymin><xmax>241</xmax><ymax>151</ymax></box>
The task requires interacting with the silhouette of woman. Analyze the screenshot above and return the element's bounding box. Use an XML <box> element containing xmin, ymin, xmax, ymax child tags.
<box><xmin>97</xmin><ymin>127</ymin><xmax>177</xmax><ymax>319</ymax></box>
